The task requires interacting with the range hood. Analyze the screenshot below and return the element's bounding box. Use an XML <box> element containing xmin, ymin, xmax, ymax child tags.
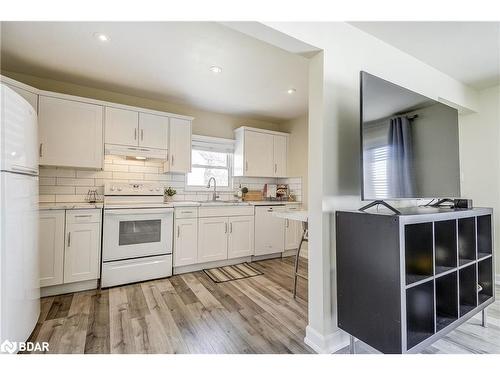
<box><xmin>105</xmin><ymin>144</ymin><xmax>168</xmax><ymax>160</ymax></box>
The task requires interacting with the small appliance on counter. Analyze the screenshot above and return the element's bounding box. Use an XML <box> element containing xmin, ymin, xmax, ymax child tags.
<box><xmin>263</xmin><ymin>183</ymin><xmax>289</xmax><ymax>201</ymax></box>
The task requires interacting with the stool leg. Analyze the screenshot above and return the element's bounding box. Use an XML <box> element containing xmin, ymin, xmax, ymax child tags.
<box><xmin>482</xmin><ymin>308</ymin><xmax>487</xmax><ymax>328</ymax></box>
<box><xmin>349</xmin><ymin>335</ymin><xmax>356</xmax><ymax>354</ymax></box>
<box><xmin>293</xmin><ymin>223</ymin><xmax>307</xmax><ymax>299</ymax></box>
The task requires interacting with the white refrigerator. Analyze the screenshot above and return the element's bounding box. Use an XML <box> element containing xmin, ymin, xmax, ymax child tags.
<box><xmin>0</xmin><ymin>84</ymin><xmax>39</xmax><ymax>350</ymax></box>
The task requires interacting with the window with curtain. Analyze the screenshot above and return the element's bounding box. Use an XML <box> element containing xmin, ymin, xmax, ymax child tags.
<box><xmin>186</xmin><ymin>135</ymin><xmax>234</xmax><ymax>190</ymax></box>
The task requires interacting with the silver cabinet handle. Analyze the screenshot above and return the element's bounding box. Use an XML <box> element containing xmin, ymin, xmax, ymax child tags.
<box><xmin>171</xmin><ymin>155</ymin><xmax>175</xmax><ymax>166</ymax></box>
<box><xmin>75</xmin><ymin>214</ymin><xmax>92</xmax><ymax>218</ymax></box>
<box><xmin>141</xmin><ymin>129</ymin><xmax>144</xmax><ymax>141</ymax></box>
<box><xmin>230</xmin><ymin>222</ymin><xmax>233</xmax><ymax>233</ymax></box>
<box><xmin>134</xmin><ymin>128</ymin><xmax>137</xmax><ymax>140</ymax></box>
<box><xmin>286</xmin><ymin>219</ymin><xmax>289</xmax><ymax>228</ymax></box>
<box><xmin>225</xmin><ymin>222</ymin><xmax>228</xmax><ymax>234</ymax></box>
<box><xmin>275</xmin><ymin>164</ymin><xmax>277</xmax><ymax>173</ymax></box>
<box><xmin>39</xmin><ymin>143</ymin><xmax>43</xmax><ymax>158</ymax></box>
<box><xmin>177</xmin><ymin>226</ymin><xmax>180</xmax><ymax>238</ymax></box>
<box><xmin>67</xmin><ymin>232</ymin><xmax>71</xmax><ymax>247</ymax></box>
<box><xmin>245</xmin><ymin>161</ymin><xmax>248</xmax><ymax>171</ymax></box>
<box><xmin>166</xmin><ymin>153</ymin><xmax>169</xmax><ymax>161</ymax></box>
<box><xmin>181</xmin><ymin>211</ymin><xmax>193</xmax><ymax>214</ymax></box>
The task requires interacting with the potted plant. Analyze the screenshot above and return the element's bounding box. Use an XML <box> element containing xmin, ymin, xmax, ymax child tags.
<box><xmin>164</xmin><ymin>186</ymin><xmax>177</xmax><ymax>201</ymax></box>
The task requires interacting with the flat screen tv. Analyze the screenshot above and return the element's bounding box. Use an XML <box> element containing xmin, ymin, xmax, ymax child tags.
<box><xmin>360</xmin><ymin>72</ymin><xmax>460</xmax><ymax>201</ymax></box>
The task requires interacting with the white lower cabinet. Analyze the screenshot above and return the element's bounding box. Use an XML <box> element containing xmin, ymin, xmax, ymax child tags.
<box><xmin>38</xmin><ymin>209</ymin><xmax>101</xmax><ymax>288</ymax></box>
<box><xmin>228</xmin><ymin>216</ymin><xmax>254</xmax><ymax>259</ymax></box>
<box><xmin>197</xmin><ymin>217</ymin><xmax>229</xmax><ymax>263</ymax></box>
<box><xmin>64</xmin><ymin>221</ymin><xmax>101</xmax><ymax>284</ymax></box>
<box><xmin>285</xmin><ymin>218</ymin><xmax>303</xmax><ymax>250</ymax></box>
<box><xmin>39</xmin><ymin>210</ymin><xmax>65</xmax><ymax>287</ymax></box>
<box><xmin>173</xmin><ymin>218</ymin><xmax>198</xmax><ymax>267</ymax></box>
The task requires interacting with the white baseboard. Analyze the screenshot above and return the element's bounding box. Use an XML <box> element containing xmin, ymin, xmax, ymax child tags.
<box><xmin>304</xmin><ymin>325</ymin><xmax>349</xmax><ymax>354</ymax></box>
<box><xmin>41</xmin><ymin>279</ymin><xmax>98</xmax><ymax>297</ymax></box>
<box><xmin>496</xmin><ymin>274</ymin><xmax>500</xmax><ymax>286</ymax></box>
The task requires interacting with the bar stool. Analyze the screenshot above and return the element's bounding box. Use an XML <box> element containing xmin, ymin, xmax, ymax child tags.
<box><xmin>293</xmin><ymin>220</ymin><xmax>308</xmax><ymax>298</ymax></box>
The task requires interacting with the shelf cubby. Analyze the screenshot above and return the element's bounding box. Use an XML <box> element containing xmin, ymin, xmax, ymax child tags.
<box><xmin>336</xmin><ymin>207</ymin><xmax>494</xmax><ymax>353</ymax></box>
<box><xmin>436</xmin><ymin>272</ymin><xmax>458</xmax><ymax>331</ymax></box>
<box><xmin>458</xmin><ymin>217</ymin><xmax>476</xmax><ymax>266</ymax></box>
<box><xmin>406</xmin><ymin>280</ymin><xmax>435</xmax><ymax>349</ymax></box>
<box><xmin>459</xmin><ymin>263</ymin><xmax>477</xmax><ymax>316</ymax></box>
<box><xmin>478</xmin><ymin>257</ymin><xmax>493</xmax><ymax>304</ymax></box>
<box><xmin>405</xmin><ymin>223</ymin><xmax>433</xmax><ymax>285</ymax></box>
<box><xmin>434</xmin><ymin>220</ymin><xmax>458</xmax><ymax>275</ymax></box>
<box><xmin>477</xmin><ymin>215</ymin><xmax>492</xmax><ymax>260</ymax></box>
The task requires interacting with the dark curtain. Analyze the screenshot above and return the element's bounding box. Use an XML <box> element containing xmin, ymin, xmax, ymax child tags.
<box><xmin>388</xmin><ymin>116</ymin><xmax>416</xmax><ymax>197</ymax></box>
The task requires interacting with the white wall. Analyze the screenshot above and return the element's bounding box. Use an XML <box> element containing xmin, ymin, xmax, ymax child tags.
<box><xmin>459</xmin><ymin>85</ymin><xmax>500</xmax><ymax>277</ymax></box>
<box><xmin>282</xmin><ymin>113</ymin><xmax>308</xmax><ymax>207</ymax></box>
<box><xmin>260</xmin><ymin>22</ymin><xmax>480</xmax><ymax>353</ymax></box>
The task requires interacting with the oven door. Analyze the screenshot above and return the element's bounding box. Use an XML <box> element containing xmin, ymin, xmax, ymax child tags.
<box><xmin>103</xmin><ymin>208</ymin><xmax>173</xmax><ymax>262</ymax></box>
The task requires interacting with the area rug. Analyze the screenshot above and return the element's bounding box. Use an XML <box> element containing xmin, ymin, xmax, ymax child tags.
<box><xmin>203</xmin><ymin>262</ymin><xmax>263</xmax><ymax>283</ymax></box>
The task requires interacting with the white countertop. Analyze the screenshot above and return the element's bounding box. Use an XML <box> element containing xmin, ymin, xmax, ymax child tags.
<box><xmin>39</xmin><ymin>202</ymin><xmax>104</xmax><ymax>210</ymax></box>
<box><xmin>272</xmin><ymin>209</ymin><xmax>308</xmax><ymax>222</ymax></box>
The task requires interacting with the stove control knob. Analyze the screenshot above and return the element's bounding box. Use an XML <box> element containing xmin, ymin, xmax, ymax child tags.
<box><xmin>117</xmin><ymin>187</ymin><xmax>122</xmax><ymax>192</ymax></box>
<box><xmin>110</xmin><ymin>186</ymin><xmax>116</xmax><ymax>192</ymax></box>
<box><xmin>155</xmin><ymin>187</ymin><xmax>160</xmax><ymax>191</ymax></box>
<box><xmin>149</xmin><ymin>188</ymin><xmax>154</xmax><ymax>192</ymax></box>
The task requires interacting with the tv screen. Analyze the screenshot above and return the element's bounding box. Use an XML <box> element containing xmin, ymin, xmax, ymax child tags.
<box><xmin>360</xmin><ymin>72</ymin><xmax>460</xmax><ymax>200</ymax></box>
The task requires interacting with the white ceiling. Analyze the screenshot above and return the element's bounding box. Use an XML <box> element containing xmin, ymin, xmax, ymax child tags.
<box><xmin>0</xmin><ymin>22</ymin><xmax>308</xmax><ymax>122</ymax></box>
<box><xmin>350</xmin><ymin>22</ymin><xmax>500</xmax><ymax>90</ymax></box>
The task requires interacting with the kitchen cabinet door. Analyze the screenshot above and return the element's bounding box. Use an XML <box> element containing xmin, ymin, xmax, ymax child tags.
<box><xmin>39</xmin><ymin>210</ymin><xmax>65</xmax><ymax>287</ymax></box>
<box><xmin>228</xmin><ymin>216</ymin><xmax>254</xmax><ymax>259</ymax></box>
<box><xmin>273</xmin><ymin>135</ymin><xmax>287</xmax><ymax>177</ymax></box>
<box><xmin>38</xmin><ymin>96</ymin><xmax>103</xmax><ymax>169</ymax></box>
<box><xmin>104</xmin><ymin>106</ymin><xmax>138</xmax><ymax>147</ymax></box>
<box><xmin>174</xmin><ymin>218</ymin><xmax>198</xmax><ymax>267</ymax></box>
<box><xmin>285</xmin><ymin>218</ymin><xmax>303</xmax><ymax>250</ymax></box>
<box><xmin>254</xmin><ymin>206</ymin><xmax>285</xmax><ymax>256</ymax></box>
<box><xmin>5</xmin><ymin>83</ymin><xmax>38</xmax><ymax>111</ymax></box>
<box><xmin>64</xmin><ymin>222</ymin><xmax>101</xmax><ymax>283</ymax></box>
<box><xmin>139</xmin><ymin>112</ymin><xmax>169</xmax><ymax>150</ymax></box>
<box><xmin>244</xmin><ymin>130</ymin><xmax>274</xmax><ymax>177</ymax></box>
<box><xmin>198</xmin><ymin>217</ymin><xmax>228</xmax><ymax>263</ymax></box>
<box><xmin>166</xmin><ymin>117</ymin><xmax>192</xmax><ymax>173</ymax></box>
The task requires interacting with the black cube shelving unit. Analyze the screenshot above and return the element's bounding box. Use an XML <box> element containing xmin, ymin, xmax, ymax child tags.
<box><xmin>336</xmin><ymin>207</ymin><xmax>495</xmax><ymax>354</ymax></box>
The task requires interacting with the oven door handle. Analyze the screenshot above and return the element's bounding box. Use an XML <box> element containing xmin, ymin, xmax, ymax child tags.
<box><xmin>105</xmin><ymin>208</ymin><xmax>174</xmax><ymax>216</ymax></box>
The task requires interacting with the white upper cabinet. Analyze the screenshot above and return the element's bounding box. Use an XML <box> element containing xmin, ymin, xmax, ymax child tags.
<box><xmin>105</xmin><ymin>107</ymin><xmax>139</xmax><ymax>146</ymax></box>
<box><xmin>234</xmin><ymin>127</ymin><xmax>288</xmax><ymax>178</ymax></box>
<box><xmin>245</xmin><ymin>131</ymin><xmax>274</xmax><ymax>177</ymax></box>
<box><xmin>4</xmin><ymin>83</ymin><xmax>38</xmax><ymax>112</ymax></box>
<box><xmin>166</xmin><ymin>117</ymin><xmax>192</xmax><ymax>173</ymax></box>
<box><xmin>38</xmin><ymin>95</ymin><xmax>103</xmax><ymax>169</ymax></box>
<box><xmin>139</xmin><ymin>112</ymin><xmax>169</xmax><ymax>149</ymax></box>
<box><xmin>273</xmin><ymin>135</ymin><xmax>288</xmax><ymax>177</ymax></box>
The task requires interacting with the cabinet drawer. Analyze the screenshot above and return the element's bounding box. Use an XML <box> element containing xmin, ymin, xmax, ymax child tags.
<box><xmin>175</xmin><ymin>207</ymin><xmax>198</xmax><ymax>219</ymax></box>
<box><xmin>199</xmin><ymin>206</ymin><xmax>254</xmax><ymax>218</ymax></box>
<box><xmin>66</xmin><ymin>209</ymin><xmax>101</xmax><ymax>224</ymax></box>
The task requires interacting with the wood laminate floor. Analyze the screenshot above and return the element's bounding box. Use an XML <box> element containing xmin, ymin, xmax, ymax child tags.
<box><xmin>25</xmin><ymin>255</ymin><xmax>500</xmax><ymax>354</ymax></box>
<box><xmin>26</xmin><ymin>256</ymin><xmax>311</xmax><ymax>354</ymax></box>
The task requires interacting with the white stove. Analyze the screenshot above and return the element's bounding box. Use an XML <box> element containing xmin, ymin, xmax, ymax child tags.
<box><xmin>101</xmin><ymin>182</ymin><xmax>173</xmax><ymax>288</ymax></box>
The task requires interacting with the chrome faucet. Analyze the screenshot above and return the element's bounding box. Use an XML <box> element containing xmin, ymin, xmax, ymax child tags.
<box><xmin>207</xmin><ymin>177</ymin><xmax>219</xmax><ymax>201</ymax></box>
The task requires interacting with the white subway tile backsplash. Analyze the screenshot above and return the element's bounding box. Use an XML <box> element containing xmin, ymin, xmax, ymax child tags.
<box><xmin>39</xmin><ymin>155</ymin><xmax>302</xmax><ymax>204</ymax></box>
<box><xmin>128</xmin><ymin>165</ymin><xmax>159</xmax><ymax>173</ymax></box>
<box><xmin>112</xmin><ymin>172</ymin><xmax>144</xmax><ymax>180</ymax></box>
<box><xmin>40</xmin><ymin>186</ymin><xmax>76</xmax><ymax>195</ymax></box>
<box><xmin>76</xmin><ymin>170</ymin><xmax>113</xmax><ymax>179</ymax></box>
<box><xmin>56</xmin><ymin>178</ymin><xmax>95</xmax><ymax>186</ymax></box>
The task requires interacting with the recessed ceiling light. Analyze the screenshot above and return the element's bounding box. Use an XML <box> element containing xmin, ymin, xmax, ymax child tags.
<box><xmin>94</xmin><ymin>33</ymin><xmax>110</xmax><ymax>42</ymax></box>
<box><xmin>209</xmin><ymin>66</ymin><xmax>222</xmax><ymax>74</ymax></box>
<box><xmin>287</xmin><ymin>88</ymin><xmax>297</xmax><ymax>95</ymax></box>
